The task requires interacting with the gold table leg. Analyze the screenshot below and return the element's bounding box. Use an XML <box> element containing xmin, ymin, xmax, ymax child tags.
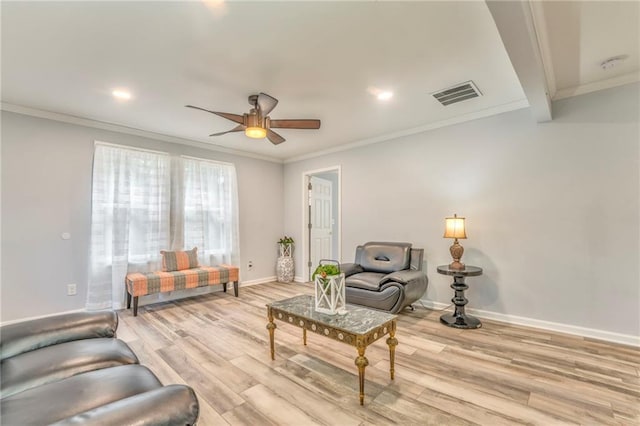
<box><xmin>266</xmin><ymin>308</ymin><xmax>277</xmax><ymax>360</ymax></box>
<box><xmin>386</xmin><ymin>320</ymin><xmax>398</xmax><ymax>380</ymax></box>
<box><xmin>303</xmin><ymin>328</ymin><xmax>307</xmax><ymax>345</ymax></box>
<box><xmin>354</xmin><ymin>340</ymin><xmax>369</xmax><ymax>405</ymax></box>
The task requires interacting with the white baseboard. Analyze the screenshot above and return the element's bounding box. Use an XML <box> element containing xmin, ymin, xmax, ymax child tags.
<box><xmin>419</xmin><ymin>299</ymin><xmax>640</xmax><ymax>347</ymax></box>
<box><xmin>294</xmin><ymin>276</ymin><xmax>308</xmax><ymax>283</ymax></box>
<box><xmin>240</xmin><ymin>276</ymin><xmax>277</xmax><ymax>286</ymax></box>
<box><xmin>0</xmin><ymin>308</ymin><xmax>87</xmax><ymax>326</ymax></box>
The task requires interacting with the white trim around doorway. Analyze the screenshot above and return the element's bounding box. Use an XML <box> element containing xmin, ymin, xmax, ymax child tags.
<box><xmin>300</xmin><ymin>165</ymin><xmax>342</xmax><ymax>282</ymax></box>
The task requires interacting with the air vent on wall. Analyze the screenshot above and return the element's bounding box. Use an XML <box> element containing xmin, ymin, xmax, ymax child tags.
<box><xmin>432</xmin><ymin>81</ymin><xmax>482</xmax><ymax>106</ymax></box>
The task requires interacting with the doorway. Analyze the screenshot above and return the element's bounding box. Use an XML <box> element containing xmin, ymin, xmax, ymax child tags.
<box><xmin>302</xmin><ymin>166</ymin><xmax>341</xmax><ymax>282</ymax></box>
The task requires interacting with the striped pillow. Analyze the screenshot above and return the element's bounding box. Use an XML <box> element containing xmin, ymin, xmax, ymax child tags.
<box><xmin>161</xmin><ymin>247</ymin><xmax>199</xmax><ymax>272</ymax></box>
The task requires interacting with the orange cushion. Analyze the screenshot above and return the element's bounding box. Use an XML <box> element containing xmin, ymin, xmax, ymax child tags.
<box><xmin>160</xmin><ymin>247</ymin><xmax>199</xmax><ymax>271</ymax></box>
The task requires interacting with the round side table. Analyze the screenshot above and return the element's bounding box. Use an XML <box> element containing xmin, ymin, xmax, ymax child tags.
<box><xmin>437</xmin><ymin>265</ymin><xmax>483</xmax><ymax>329</ymax></box>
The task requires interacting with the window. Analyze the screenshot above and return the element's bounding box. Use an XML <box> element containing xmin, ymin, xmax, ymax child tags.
<box><xmin>87</xmin><ymin>143</ymin><xmax>239</xmax><ymax>310</ymax></box>
<box><xmin>181</xmin><ymin>156</ymin><xmax>239</xmax><ymax>265</ymax></box>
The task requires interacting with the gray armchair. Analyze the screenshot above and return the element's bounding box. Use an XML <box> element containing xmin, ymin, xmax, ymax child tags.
<box><xmin>341</xmin><ymin>242</ymin><xmax>428</xmax><ymax>313</ymax></box>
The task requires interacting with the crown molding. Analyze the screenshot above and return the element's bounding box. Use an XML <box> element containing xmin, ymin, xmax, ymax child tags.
<box><xmin>0</xmin><ymin>103</ymin><xmax>283</xmax><ymax>164</ymax></box>
<box><xmin>552</xmin><ymin>72</ymin><xmax>640</xmax><ymax>101</ymax></box>
<box><xmin>284</xmin><ymin>98</ymin><xmax>529</xmax><ymax>163</ymax></box>
<box><xmin>3</xmin><ymin>98</ymin><xmax>540</xmax><ymax>166</ymax></box>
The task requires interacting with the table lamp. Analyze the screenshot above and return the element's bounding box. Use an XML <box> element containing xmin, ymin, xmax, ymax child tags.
<box><xmin>444</xmin><ymin>213</ymin><xmax>467</xmax><ymax>270</ymax></box>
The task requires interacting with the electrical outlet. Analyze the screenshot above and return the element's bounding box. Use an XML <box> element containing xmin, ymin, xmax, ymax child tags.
<box><xmin>247</xmin><ymin>261</ymin><xmax>253</xmax><ymax>271</ymax></box>
<box><xmin>67</xmin><ymin>284</ymin><xmax>77</xmax><ymax>296</ymax></box>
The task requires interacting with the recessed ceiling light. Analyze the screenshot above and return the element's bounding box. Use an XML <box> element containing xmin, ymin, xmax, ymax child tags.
<box><xmin>367</xmin><ymin>86</ymin><xmax>394</xmax><ymax>102</ymax></box>
<box><xmin>377</xmin><ymin>91</ymin><xmax>393</xmax><ymax>101</ymax></box>
<box><xmin>112</xmin><ymin>89</ymin><xmax>132</xmax><ymax>100</ymax></box>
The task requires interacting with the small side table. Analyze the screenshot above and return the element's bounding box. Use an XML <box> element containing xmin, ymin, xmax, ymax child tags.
<box><xmin>437</xmin><ymin>265</ymin><xmax>483</xmax><ymax>329</ymax></box>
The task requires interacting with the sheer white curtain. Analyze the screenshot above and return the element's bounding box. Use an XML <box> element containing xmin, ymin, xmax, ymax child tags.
<box><xmin>87</xmin><ymin>143</ymin><xmax>171</xmax><ymax>310</ymax></box>
<box><xmin>180</xmin><ymin>157</ymin><xmax>240</xmax><ymax>266</ymax></box>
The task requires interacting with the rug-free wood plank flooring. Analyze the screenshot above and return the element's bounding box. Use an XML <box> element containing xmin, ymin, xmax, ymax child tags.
<box><xmin>117</xmin><ymin>282</ymin><xmax>639</xmax><ymax>425</ymax></box>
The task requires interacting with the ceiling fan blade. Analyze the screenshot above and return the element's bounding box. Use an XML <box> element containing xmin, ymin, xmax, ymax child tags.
<box><xmin>185</xmin><ymin>105</ymin><xmax>244</xmax><ymax>124</ymax></box>
<box><xmin>257</xmin><ymin>93</ymin><xmax>278</xmax><ymax>116</ymax></box>
<box><xmin>210</xmin><ymin>124</ymin><xmax>246</xmax><ymax>137</ymax></box>
<box><xmin>269</xmin><ymin>119</ymin><xmax>321</xmax><ymax>129</ymax></box>
<box><xmin>267</xmin><ymin>129</ymin><xmax>286</xmax><ymax>145</ymax></box>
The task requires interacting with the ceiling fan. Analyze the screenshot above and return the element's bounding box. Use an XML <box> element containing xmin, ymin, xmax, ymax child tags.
<box><xmin>186</xmin><ymin>92</ymin><xmax>321</xmax><ymax>145</ymax></box>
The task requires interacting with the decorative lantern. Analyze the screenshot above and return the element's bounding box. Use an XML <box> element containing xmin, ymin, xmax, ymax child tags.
<box><xmin>313</xmin><ymin>260</ymin><xmax>346</xmax><ymax>315</ymax></box>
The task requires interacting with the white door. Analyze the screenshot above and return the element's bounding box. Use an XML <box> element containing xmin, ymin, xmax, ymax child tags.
<box><xmin>310</xmin><ymin>176</ymin><xmax>333</xmax><ymax>274</ymax></box>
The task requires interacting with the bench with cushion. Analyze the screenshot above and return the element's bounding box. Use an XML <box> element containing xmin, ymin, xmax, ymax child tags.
<box><xmin>125</xmin><ymin>248</ymin><xmax>239</xmax><ymax>316</ymax></box>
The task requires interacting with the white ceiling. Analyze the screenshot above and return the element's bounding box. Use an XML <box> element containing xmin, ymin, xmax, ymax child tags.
<box><xmin>2</xmin><ymin>1</ymin><xmax>638</xmax><ymax>162</ymax></box>
<box><xmin>535</xmin><ymin>0</ymin><xmax>639</xmax><ymax>99</ymax></box>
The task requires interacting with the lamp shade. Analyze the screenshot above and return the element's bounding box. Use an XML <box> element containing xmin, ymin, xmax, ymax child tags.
<box><xmin>245</xmin><ymin>126</ymin><xmax>267</xmax><ymax>139</ymax></box>
<box><xmin>444</xmin><ymin>214</ymin><xmax>467</xmax><ymax>239</ymax></box>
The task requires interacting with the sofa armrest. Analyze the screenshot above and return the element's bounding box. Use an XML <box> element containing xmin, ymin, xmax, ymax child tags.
<box><xmin>379</xmin><ymin>269</ymin><xmax>426</xmax><ymax>286</ymax></box>
<box><xmin>340</xmin><ymin>263</ymin><xmax>365</xmax><ymax>278</ymax></box>
<box><xmin>51</xmin><ymin>385</ymin><xmax>199</xmax><ymax>426</ymax></box>
<box><xmin>1</xmin><ymin>311</ymin><xmax>118</xmax><ymax>361</ymax></box>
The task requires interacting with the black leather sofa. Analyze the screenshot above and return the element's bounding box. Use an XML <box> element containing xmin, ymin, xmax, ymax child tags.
<box><xmin>0</xmin><ymin>311</ymin><xmax>199</xmax><ymax>425</ymax></box>
<box><xmin>341</xmin><ymin>242</ymin><xmax>428</xmax><ymax>313</ymax></box>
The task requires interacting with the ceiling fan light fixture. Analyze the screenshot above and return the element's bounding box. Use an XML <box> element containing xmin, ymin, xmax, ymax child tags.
<box><xmin>245</xmin><ymin>126</ymin><xmax>267</xmax><ymax>139</ymax></box>
<box><xmin>186</xmin><ymin>92</ymin><xmax>320</xmax><ymax>145</ymax></box>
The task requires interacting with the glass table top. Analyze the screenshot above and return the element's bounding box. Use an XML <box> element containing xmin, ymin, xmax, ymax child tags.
<box><xmin>267</xmin><ymin>294</ymin><xmax>397</xmax><ymax>335</ymax></box>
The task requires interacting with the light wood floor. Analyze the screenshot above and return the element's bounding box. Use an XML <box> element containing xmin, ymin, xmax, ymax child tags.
<box><xmin>117</xmin><ymin>282</ymin><xmax>639</xmax><ymax>425</ymax></box>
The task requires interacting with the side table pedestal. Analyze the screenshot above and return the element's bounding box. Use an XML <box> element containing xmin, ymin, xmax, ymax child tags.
<box><xmin>440</xmin><ymin>313</ymin><xmax>482</xmax><ymax>329</ymax></box>
<box><xmin>437</xmin><ymin>265</ymin><xmax>483</xmax><ymax>329</ymax></box>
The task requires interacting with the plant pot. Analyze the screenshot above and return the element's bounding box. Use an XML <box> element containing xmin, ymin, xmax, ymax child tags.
<box><xmin>276</xmin><ymin>256</ymin><xmax>294</xmax><ymax>283</ymax></box>
<box><xmin>314</xmin><ymin>273</ymin><xmax>346</xmax><ymax>315</ymax></box>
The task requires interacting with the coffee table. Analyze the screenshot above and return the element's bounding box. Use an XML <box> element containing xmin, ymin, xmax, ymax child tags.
<box><xmin>266</xmin><ymin>294</ymin><xmax>398</xmax><ymax>405</ymax></box>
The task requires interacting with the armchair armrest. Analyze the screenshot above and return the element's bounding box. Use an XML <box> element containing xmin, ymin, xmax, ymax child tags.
<box><xmin>340</xmin><ymin>263</ymin><xmax>364</xmax><ymax>278</ymax></box>
<box><xmin>51</xmin><ymin>385</ymin><xmax>199</xmax><ymax>426</ymax></box>
<box><xmin>1</xmin><ymin>311</ymin><xmax>118</xmax><ymax>360</ymax></box>
<box><xmin>379</xmin><ymin>269</ymin><xmax>426</xmax><ymax>286</ymax></box>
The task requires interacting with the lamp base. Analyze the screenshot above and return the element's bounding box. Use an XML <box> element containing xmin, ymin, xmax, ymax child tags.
<box><xmin>449</xmin><ymin>239</ymin><xmax>465</xmax><ymax>270</ymax></box>
<box><xmin>449</xmin><ymin>260</ymin><xmax>466</xmax><ymax>271</ymax></box>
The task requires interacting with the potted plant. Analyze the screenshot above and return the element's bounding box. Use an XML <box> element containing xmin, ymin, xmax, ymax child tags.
<box><xmin>276</xmin><ymin>236</ymin><xmax>295</xmax><ymax>283</ymax></box>
<box><xmin>312</xmin><ymin>260</ymin><xmax>346</xmax><ymax>315</ymax></box>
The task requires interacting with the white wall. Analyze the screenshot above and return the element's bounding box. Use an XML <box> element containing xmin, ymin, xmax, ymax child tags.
<box><xmin>284</xmin><ymin>83</ymin><xmax>639</xmax><ymax>340</ymax></box>
<box><xmin>1</xmin><ymin>111</ymin><xmax>284</xmax><ymax>322</ymax></box>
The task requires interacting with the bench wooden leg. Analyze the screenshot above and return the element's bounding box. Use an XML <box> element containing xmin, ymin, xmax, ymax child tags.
<box><xmin>233</xmin><ymin>281</ymin><xmax>239</xmax><ymax>297</ymax></box>
<box><xmin>223</xmin><ymin>282</ymin><xmax>227</xmax><ymax>293</ymax></box>
<box><xmin>133</xmin><ymin>297</ymin><xmax>139</xmax><ymax>317</ymax></box>
<box><xmin>126</xmin><ymin>292</ymin><xmax>132</xmax><ymax>309</ymax></box>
